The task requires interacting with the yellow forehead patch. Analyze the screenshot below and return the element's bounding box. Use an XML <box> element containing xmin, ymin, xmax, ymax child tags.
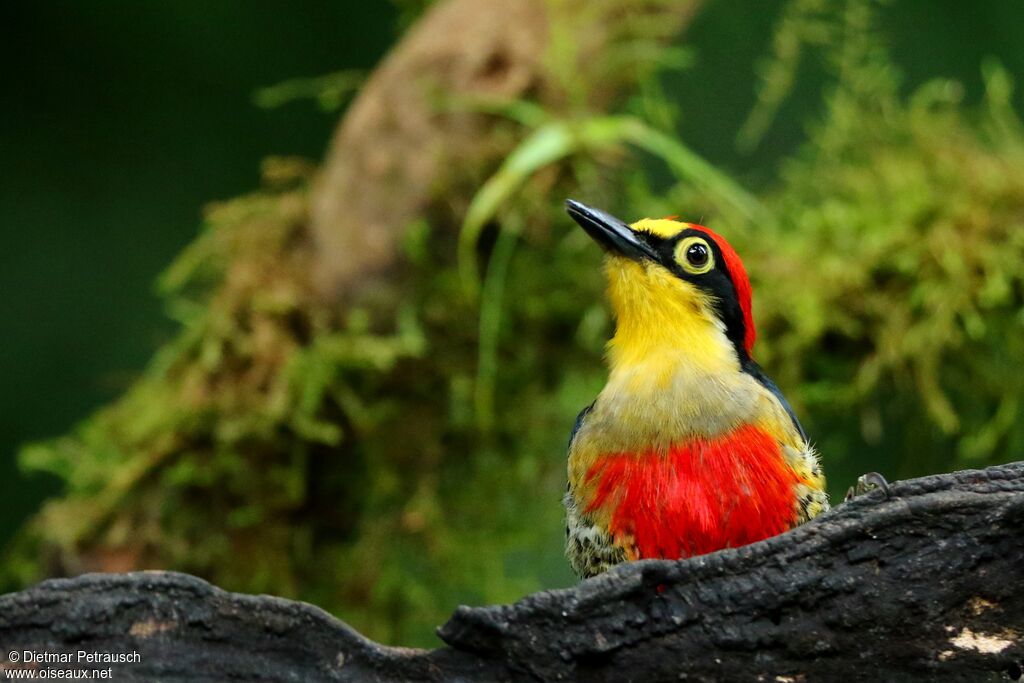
<box><xmin>629</xmin><ymin>218</ymin><xmax>691</xmax><ymax>239</ymax></box>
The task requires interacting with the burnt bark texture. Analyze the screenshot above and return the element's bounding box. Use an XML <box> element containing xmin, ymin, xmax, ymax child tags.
<box><xmin>2</xmin><ymin>462</ymin><xmax>1022</xmax><ymax>682</ymax></box>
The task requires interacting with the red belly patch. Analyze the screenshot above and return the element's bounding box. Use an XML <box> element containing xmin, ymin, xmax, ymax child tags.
<box><xmin>584</xmin><ymin>424</ymin><xmax>803</xmax><ymax>560</ymax></box>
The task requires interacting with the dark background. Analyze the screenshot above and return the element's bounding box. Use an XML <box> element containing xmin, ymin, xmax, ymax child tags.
<box><xmin>3</xmin><ymin>0</ymin><xmax>1023</xmax><ymax>549</ymax></box>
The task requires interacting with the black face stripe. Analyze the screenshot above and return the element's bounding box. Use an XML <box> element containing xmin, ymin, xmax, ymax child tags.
<box><xmin>637</xmin><ymin>228</ymin><xmax>750</xmax><ymax>363</ymax></box>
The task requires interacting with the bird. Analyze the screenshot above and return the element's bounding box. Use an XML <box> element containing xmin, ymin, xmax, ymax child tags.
<box><xmin>563</xmin><ymin>199</ymin><xmax>829</xmax><ymax>578</ymax></box>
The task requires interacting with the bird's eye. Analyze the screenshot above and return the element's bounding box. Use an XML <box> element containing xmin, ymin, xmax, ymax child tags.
<box><xmin>687</xmin><ymin>243</ymin><xmax>708</xmax><ymax>266</ymax></box>
<box><xmin>675</xmin><ymin>236</ymin><xmax>715</xmax><ymax>275</ymax></box>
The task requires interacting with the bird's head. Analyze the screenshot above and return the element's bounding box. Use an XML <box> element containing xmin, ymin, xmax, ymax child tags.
<box><xmin>567</xmin><ymin>199</ymin><xmax>755</xmax><ymax>376</ymax></box>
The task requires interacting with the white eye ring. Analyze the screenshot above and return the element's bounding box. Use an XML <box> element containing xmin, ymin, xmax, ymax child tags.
<box><xmin>675</xmin><ymin>236</ymin><xmax>714</xmax><ymax>275</ymax></box>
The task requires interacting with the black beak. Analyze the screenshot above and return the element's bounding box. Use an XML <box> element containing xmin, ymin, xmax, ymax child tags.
<box><xmin>566</xmin><ymin>199</ymin><xmax>658</xmax><ymax>262</ymax></box>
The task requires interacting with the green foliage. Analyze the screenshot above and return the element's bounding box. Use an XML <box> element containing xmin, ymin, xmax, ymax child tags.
<box><xmin>733</xmin><ymin>2</ymin><xmax>1024</xmax><ymax>480</ymax></box>
<box><xmin>9</xmin><ymin>160</ymin><xmax>433</xmax><ymax>609</ymax></box>
<box><xmin>457</xmin><ymin>114</ymin><xmax>765</xmax><ymax>300</ymax></box>
<box><xmin>253</xmin><ymin>70</ymin><xmax>365</xmax><ymax>112</ymax></box>
<box><xmin>7</xmin><ymin>0</ymin><xmax>1024</xmax><ymax>649</ymax></box>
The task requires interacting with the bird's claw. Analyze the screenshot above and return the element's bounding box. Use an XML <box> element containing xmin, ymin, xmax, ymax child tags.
<box><xmin>844</xmin><ymin>471</ymin><xmax>891</xmax><ymax>502</ymax></box>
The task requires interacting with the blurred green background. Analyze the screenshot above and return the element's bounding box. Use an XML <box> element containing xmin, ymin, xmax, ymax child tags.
<box><xmin>1</xmin><ymin>1</ymin><xmax>397</xmax><ymax>546</ymax></box>
<box><xmin>2</xmin><ymin>0</ymin><xmax>1023</xmax><ymax>648</ymax></box>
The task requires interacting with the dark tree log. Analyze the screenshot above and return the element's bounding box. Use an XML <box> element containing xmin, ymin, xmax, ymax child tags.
<box><xmin>2</xmin><ymin>462</ymin><xmax>1022</xmax><ymax>682</ymax></box>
